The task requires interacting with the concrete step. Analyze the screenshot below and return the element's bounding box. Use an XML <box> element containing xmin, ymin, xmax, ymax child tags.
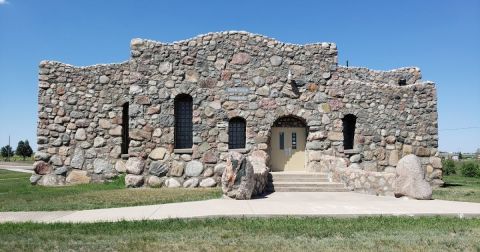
<box><xmin>272</xmin><ymin>182</ymin><xmax>345</xmax><ymax>188</ymax></box>
<box><xmin>267</xmin><ymin>172</ymin><xmax>347</xmax><ymax>192</ymax></box>
<box><xmin>271</xmin><ymin>173</ymin><xmax>328</xmax><ymax>178</ymax></box>
<box><xmin>270</xmin><ymin>187</ymin><xmax>351</xmax><ymax>192</ymax></box>
<box><xmin>271</xmin><ymin>177</ymin><xmax>330</xmax><ymax>182</ymax></box>
<box><xmin>270</xmin><ymin>173</ymin><xmax>329</xmax><ymax>182</ymax></box>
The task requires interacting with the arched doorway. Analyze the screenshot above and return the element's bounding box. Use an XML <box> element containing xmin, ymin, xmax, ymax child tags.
<box><xmin>270</xmin><ymin>116</ymin><xmax>307</xmax><ymax>172</ymax></box>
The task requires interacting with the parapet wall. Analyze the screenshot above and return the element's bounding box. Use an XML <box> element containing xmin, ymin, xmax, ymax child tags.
<box><xmin>335</xmin><ymin>66</ymin><xmax>422</xmax><ymax>86</ymax></box>
<box><xmin>34</xmin><ymin>61</ymin><xmax>131</xmax><ymax>184</ymax></box>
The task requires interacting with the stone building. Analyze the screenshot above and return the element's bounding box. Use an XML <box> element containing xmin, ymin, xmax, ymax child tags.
<box><xmin>33</xmin><ymin>31</ymin><xmax>442</xmax><ymax>196</ymax></box>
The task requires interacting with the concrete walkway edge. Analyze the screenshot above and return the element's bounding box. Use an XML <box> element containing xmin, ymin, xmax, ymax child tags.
<box><xmin>1</xmin><ymin>192</ymin><xmax>480</xmax><ymax>223</ymax></box>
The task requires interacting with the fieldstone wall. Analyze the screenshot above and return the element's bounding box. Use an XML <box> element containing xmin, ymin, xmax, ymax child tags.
<box><xmin>34</xmin><ymin>31</ymin><xmax>442</xmax><ymax>194</ymax></box>
<box><xmin>33</xmin><ymin>61</ymin><xmax>131</xmax><ymax>185</ymax></box>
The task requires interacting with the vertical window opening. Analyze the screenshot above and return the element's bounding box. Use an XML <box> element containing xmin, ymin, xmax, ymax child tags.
<box><xmin>292</xmin><ymin>132</ymin><xmax>297</xmax><ymax>149</ymax></box>
<box><xmin>121</xmin><ymin>102</ymin><xmax>129</xmax><ymax>155</ymax></box>
<box><xmin>279</xmin><ymin>132</ymin><xmax>285</xmax><ymax>150</ymax></box>
<box><xmin>342</xmin><ymin>114</ymin><xmax>357</xmax><ymax>150</ymax></box>
<box><xmin>174</xmin><ymin>94</ymin><xmax>193</xmax><ymax>149</ymax></box>
<box><xmin>228</xmin><ymin>117</ymin><xmax>246</xmax><ymax>149</ymax></box>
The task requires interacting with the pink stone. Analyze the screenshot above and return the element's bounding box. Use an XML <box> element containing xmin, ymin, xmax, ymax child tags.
<box><xmin>230</xmin><ymin>53</ymin><xmax>251</xmax><ymax>65</ymax></box>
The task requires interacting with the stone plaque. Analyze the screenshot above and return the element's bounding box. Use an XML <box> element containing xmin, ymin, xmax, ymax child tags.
<box><xmin>228</xmin><ymin>96</ymin><xmax>248</xmax><ymax>101</ymax></box>
<box><xmin>225</xmin><ymin>87</ymin><xmax>251</xmax><ymax>94</ymax></box>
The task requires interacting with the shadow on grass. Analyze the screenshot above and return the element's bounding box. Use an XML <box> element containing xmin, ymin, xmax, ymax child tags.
<box><xmin>441</xmin><ymin>183</ymin><xmax>463</xmax><ymax>188</ymax></box>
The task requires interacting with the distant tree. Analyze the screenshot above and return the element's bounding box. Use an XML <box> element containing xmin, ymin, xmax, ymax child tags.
<box><xmin>1</xmin><ymin>145</ymin><xmax>14</xmax><ymax>161</ymax></box>
<box><xmin>458</xmin><ymin>152</ymin><xmax>463</xmax><ymax>160</ymax></box>
<box><xmin>15</xmin><ymin>140</ymin><xmax>33</xmax><ymax>161</ymax></box>
<box><xmin>442</xmin><ymin>159</ymin><xmax>456</xmax><ymax>175</ymax></box>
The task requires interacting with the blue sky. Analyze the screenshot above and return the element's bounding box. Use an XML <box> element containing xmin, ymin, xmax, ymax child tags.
<box><xmin>0</xmin><ymin>0</ymin><xmax>479</xmax><ymax>153</ymax></box>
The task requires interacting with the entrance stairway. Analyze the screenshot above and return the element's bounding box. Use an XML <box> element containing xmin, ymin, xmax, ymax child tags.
<box><xmin>268</xmin><ymin>172</ymin><xmax>349</xmax><ymax>192</ymax></box>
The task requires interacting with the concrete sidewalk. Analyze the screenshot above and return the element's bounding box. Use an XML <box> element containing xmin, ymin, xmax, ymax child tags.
<box><xmin>0</xmin><ymin>164</ymin><xmax>34</xmax><ymax>174</ymax></box>
<box><xmin>1</xmin><ymin>192</ymin><xmax>480</xmax><ymax>223</ymax></box>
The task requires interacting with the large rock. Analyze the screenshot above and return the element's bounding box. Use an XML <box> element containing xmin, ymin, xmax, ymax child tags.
<box><xmin>169</xmin><ymin>160</ymin><xmax>185</xmax><ymax>176</ymax></box>
<box><xmin>394</xmin><ymin>154</ymin><xmax>432</xmax><ymax>200</ymax></box>
<box><xmin>126</xmin><ymin>157</ymin><xmax>145</xmax><ymax>175</ymax></box>
<box><xmin>221</xmin><ymin>152</ymin><xmax>255</xmax><ymax>200</ymax></box>
<box><xmin>30</xmin><ymin>174</ymin><xmax>42</xmax><ymax>185</ymax></box>
<box><xmin>70</xmin><ymin>147</ymin><xmax>85</xmax><ymax>169</ymax></box>
<box><xmin>165</xmin><ymin>178</ymin><xmax>181</xmax><ymax>188</ymax></box>
<box><xmin>185</xmin><ymin>160</ymin><xmax>203</xmax><ymax>177</ymax></box>
<box><xmin>38</xmin><ymin>174</ymin><xmax>65</xmax><ymax>186</ymax></box>
<box><xmin>200</xmin><ymin>177</ymin><xmax>217</xmax><ymax>187</ymax></box>
<box><xmin>230</xmin><ymin>52</ymin><xmax>250</xmax><ymax>65</ymax></box>
<box><xmin>115</xmin><ymin>160</ymin><xmax>127</xmax><ymax>173</ymax></box>
<box><xmin>147</xmin><ymin>176</ymin><xmax>163</xmax><ymax>188</ymax></box>
<box><xmin>33</xmin><ymin>161</ymin><xmax>51</xmax><ymax>175</ymax></box>
<box><xmin>183</xmin><ymin>177</ymin><xmax>199</xmax><ymax>188</ymax></box>
<box><xmin>66</xmin><ymin>170</ymin><xmax>91</xmax><ymax>185</ymax></box>
<box><xmin>93</xmin><ymin>158</ymin><xmax>113</xmax><ymax>174</ymax></box>
<box><xmin>125</xmin><ymin>174</ymin><xmax>144</xmax><ymax>187</ymax></box>
<box><xmin>75</xmin><ymin>128</ymin><xmax>87</xmax><ymax>141</ymax></box>
<box><xmin>149</xmin><ymin>161</ymin><xmax>168</xmax><ymax>177</ymax></box>
<box><xmin>149</xmin><ymin>147</ymin><xmax>167</xmax><ymax>160</ymax></box>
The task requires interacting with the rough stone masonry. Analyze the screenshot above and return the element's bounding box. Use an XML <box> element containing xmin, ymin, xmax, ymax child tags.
<box><xmin>33</xmin><ymin>31</ymin><xmax>442</xmax><ymax>196</ymax></box>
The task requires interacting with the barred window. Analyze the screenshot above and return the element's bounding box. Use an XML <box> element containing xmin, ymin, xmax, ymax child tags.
<box><xmin>228</xmin><ymin>117</ymin><xmax>246</xmax><ymax>149</ymax></box>
<box><xmin>174</xmin><ymin>94</ymin><xmax>193</xmax><ymax>149</ymax></box>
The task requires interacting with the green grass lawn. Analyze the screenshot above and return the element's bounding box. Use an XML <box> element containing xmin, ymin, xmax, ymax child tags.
<box><xmin>0</xmin><ymin>170</ymin><xmax>221</xmax><ymax>211</ymax></box>
<box><xmin>433</xmin><ymin>175</ymin><xmax>480</xmax><ymax>203</ymax></box>
<box><xmin>0</xmin><ymin>217</ymin><xmax>479</xmax><ymax>251</ymax></box>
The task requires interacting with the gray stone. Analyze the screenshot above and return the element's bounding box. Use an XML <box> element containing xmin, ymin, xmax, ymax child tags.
<box><xmin>270</xmin><ymin>55</ymin><xmax>283</xmax><ymax>66</ymax></box>
<box><xmin>149</xmin><ymin>161</ymin><xmax>168</xmax><ymax>177</ymax></box>
<box><xmin>221</xmin><ymin>152</ymin><xmax>254</xmax><ymax>200</ymax></box>
<box><xmin>203</xmin><ymin>167</ymin><xmax>214</xmax><ymax>177</ymax></box>
<box><xmin>214</xmin><ymin>163</ymin><xmax>226</xmax><ymax>176</ymax></box>
<box><xmin>99</xmin><ymin>75</ymin><xmax>110</xmax><ymax>84</ymax></box>
<box><xmin>183</xmin><ymin>177</ymin><xmax>199</xmax><ymax>188</ymax></box>
<box><xmin>126</xmin><ymin>157</ymin><xmax>145</xmax><ymax>175</ymax></box>
<box><xmin>30</xmin><ymin>174</ymin><xmax>42</xmax><ymax>185</ymax></box>
<box><xmin>165</xmin><ymin>178</ymin><xmax>181</xmax><ymax>188</ymax></box>
<box><xmin>149</xmin><ymin>147</ymin><xmax>167</xmax><ymax>160</ymax></box>
<box><xmin>75</xmin><ymin>128</ymin><xmax>87</xmax><ymax>141</ymax></box>
<box><xmin>93</xmin><ymin>158</ymin><xmax>112</xmax><ymax>174</ymax></box>
<box><xmin>34</xmin><ymin>152</ymin><xmax>50</xmax><ymax>162</ymax></box>
<box><xmin>38</xmin><ymin>174</ymin><xmax>65</xmax><ymax>186</ymax></box>
<box><xmin>185</xmin><ymin>160</ymin><xmax>203</xmax><ymax>177</ymax></box>
<box><xmin>115</xmin><ymin>160</ymin><xmax>127</xmax><ymax>173</ymax></box>
<box><xmin>125</xmin><ymin>174</ymin><xmax>144</xmax><ymax>187</ymax></box>
<box><xmin>70</xmin><ymin>147</ymin><xmax>85</xmax><ymax>169</ymax></box>
<box><xmin>252</xmin><ymin>76</ymin><xmax>265</xmax><ymax>86</ymax></box>
<box><xmin>159</xmin><ymin>62</ymin><xmax>173</xmax><ymax>74</ymax></box>
<box><xmin>54</xmin><ymin>166</ymin><xmax>68</xmax><ymax>175</ymax></box>
<box><xmin>363</xmin><ymin>161</ymin><xmax>377</xmax><ymax>171</ymax></box>
<box><xmin>93</xmin><ymin>137</ymin><xmax>106</xmax><ymax>147</ymax></box>
<box><xmin>147</xmin><ymin>176</ymin><xmax>163</xmax><ymax>187</ymax></box>
<box><xmin>170</xmin><ymin>160</ymin><xmax>184</xmax><ymax>176</ymax></box>
<box><xmin>394</xmin><ymin>154</ymin><xmax>432</xmax><ymax>200</ymax></box>
<box><xmin>200</xmin><ymin>177</ymin><xmax>217</xmax><ymax>187</ymax></box>
<box><xmin>256</xmin><ymin>86</ymin><xmax>270</xmax><ymax>96</ymax></box>
<box><xmin>350</xmin><ymin>154</ymin><xmax>361</xmax><ymax>163</ymax></box>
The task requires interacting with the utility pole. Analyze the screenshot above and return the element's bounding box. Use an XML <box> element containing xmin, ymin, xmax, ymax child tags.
<box><xmin>8</xmin><ymin>135</ymin><xmax>10</xmax><ymax>161</ymax></box>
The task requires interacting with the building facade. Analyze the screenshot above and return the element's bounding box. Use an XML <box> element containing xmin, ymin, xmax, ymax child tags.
<box><xmin>34</xmin><ymin>31</ymin><xmax>442</xmax><ymax>195</ymax></box>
